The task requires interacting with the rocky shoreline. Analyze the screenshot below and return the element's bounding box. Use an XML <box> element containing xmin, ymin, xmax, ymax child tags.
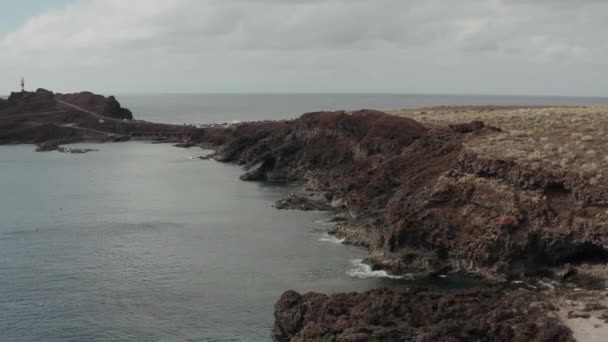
<box><xmin>273</xmin><ymin>287</ymin><xmax>573</xmax><ymax>341</ymax></box>
<box><xmin>3</xmin><ymin>90</ymin><xmax>607</xmax><ymax>340</ymax></box>
<box><xmin>0</xmin><ymin>88</ymin><xmax>202</xmax><ymax>149</ymax></box>
<box><xmin>197</xmin><ymin>108</ymin><xmax>608</xmax><ymax>341</ymax></box>
<box><xmin>203</xmin><ymin>111</ymin><xmax>608</xmax><ymax>281</ymax></box>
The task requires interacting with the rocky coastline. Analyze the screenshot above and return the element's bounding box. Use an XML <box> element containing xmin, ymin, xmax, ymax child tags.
<box><xmin>3</xmin><ymin>90</ymin><xmax>608</xmax><ymax>340</ymax></box>
<box><xmin>197</xmin><ymin>108</ymin><xmax>608</xmax><ymax>341</ymax></box>
<box><xmin>0</xmin><ymin>88</ymin><xmax>202</xmax><ymax>149</ymax></box>
<box><xmin>273</xmin><ymin>287</ymin><xmax>573</xmax><ymax>342</ymax></box>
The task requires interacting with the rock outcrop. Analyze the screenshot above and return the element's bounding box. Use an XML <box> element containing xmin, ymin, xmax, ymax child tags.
<box><xmin>215</xmin><ymin>110</ymin><xmax>427</xmax><ymax>181</ymax></box>
<box><xmin>273</xmin><ymin>288</ymin><xmax>573</xmax><ymax>342</ymax></box>
<box><xmin>5</xmin><ymin>88</ymin><xmax>58</xmax><ymax>113</ymax></box>
<box><xmin>199</xmin><ymin>109</ymin><xmax>608</xmax><ymax>283</ymax></box>
<box><xmin>55</xmin><ymin>91</ymin><xmax>133</xmax><ymax>120</ymax></box>
<box><xmin>0</xmin><ymin>89</ymin><xmax>201</xmax><ymax>147</ymax></box>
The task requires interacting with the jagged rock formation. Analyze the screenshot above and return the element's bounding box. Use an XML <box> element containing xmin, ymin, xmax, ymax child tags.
<box><xmin>215</xmin><ymin>110</ymin><xmax>426</xmax><ymax>181</ymax></box>
<box><xmin>273</xmin><ymin>288</ymin><xmax>573</xmax><ymax>342</ymax></box>
<box><xmin>274</xmin><ymin>194</ymin><xmax>333</xmax><ymax>211</ymax></box>
<box><xmin>201</xmin><ymin>110</ymin><xmax>608</xmax><ymax>283</ymax></box>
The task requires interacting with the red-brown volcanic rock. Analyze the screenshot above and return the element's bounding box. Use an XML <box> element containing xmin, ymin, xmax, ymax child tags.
<box><xmin>273</xmin><ymin>288</ymin><xmax>573</xmax><ymax>342</ymax></box>
<box><xmin>200</xmin><ymin>110</ymin><xmax>608</xmax><ymax>282</ymax></box>
<box><xmin>55</xmin><ymin>91</ymin><xmax>133</xmax><ymax>120</ymax></box>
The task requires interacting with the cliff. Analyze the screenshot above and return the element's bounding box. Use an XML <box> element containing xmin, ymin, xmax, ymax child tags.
<box><xmin>202</xmin><ymin>110</ymin><xmax>608</xmax><ymax>284</ymax></box>
<box><xmin>195</xmin><ymin>109</ymin><xmax>608</xmax><ymax>340</ymax></box>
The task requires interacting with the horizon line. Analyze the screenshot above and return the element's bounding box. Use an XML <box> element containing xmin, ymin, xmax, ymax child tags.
<box><xmin>2</xmin><ymin>90</ymin><xmax>608</xmax><ymax>100</ymax></box>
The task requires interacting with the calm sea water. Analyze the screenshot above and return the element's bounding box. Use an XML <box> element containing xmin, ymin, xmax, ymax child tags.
<box><xmin>117</xmin><ymin>93</ymin><xmax>608</xmax><ymax>124</ymax></box>
<box><xmin>0</xmin><ymin>142</ymin><xmax>419</xmax><ymax>341</ymax></box>
<box><xmin>1</xmin><ymin>93</ymin><xmax>598</xmax><ymax>341</ymax></box>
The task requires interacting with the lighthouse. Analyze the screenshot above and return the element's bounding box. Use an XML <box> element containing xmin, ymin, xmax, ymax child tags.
<box><xmin>20</xmin><ymin>77</ymin><xmax>25</xmax><ymax>92</ymax></box>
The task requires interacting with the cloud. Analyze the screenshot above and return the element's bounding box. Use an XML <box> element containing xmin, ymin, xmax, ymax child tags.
<box><xmin>0</xmin><ymin>0</ymin><xmax>607</xmax><ymax>95</ymax></box>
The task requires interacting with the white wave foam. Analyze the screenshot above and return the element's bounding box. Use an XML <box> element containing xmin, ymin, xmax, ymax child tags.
<box><xmin>314</xmin><ymin>219</ymin><xmax>334</xmax><ymax>227</ymax></box>
<box><xmin>185</xmin><ymin>156</ymin><xmax>198</xmax><ymax>160</ymax></box>
<box><xmin>346</xmin><ymin>259</ymin><xmax>411</xmax><ymax>280</ymax></box>
<box><xmin>318</xmin><ymin>233</ymin><xmax>345</xmax><ymax>245</ymax></box>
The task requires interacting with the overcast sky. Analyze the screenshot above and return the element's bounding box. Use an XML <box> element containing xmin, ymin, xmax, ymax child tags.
<box><xmin>1</xmin><ymin>0</ymin><xmax>607</xmax><ymax>96</ymax></box>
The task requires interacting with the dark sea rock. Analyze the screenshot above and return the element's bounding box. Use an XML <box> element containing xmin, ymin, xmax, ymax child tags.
<box><xmin>56</xmin><ymin>147</ymin><xmax>99</xmax><ymax>154</ymax></box>
<box><xmin>35</xmin><ymin>141</ymin><xmax>60</xmax><ymax>152</ymax></box>
<box><xmin>274</xmin><ymin>194</ymin><xmax>333</xmax><ymax>211</ymax></box>
<box><xmin>173</xmin><ymin>142</ymin><xmax>196</xmax><ymax>148</ymax></box>
<box><xmin>198</xmin><ymin>153</ymin><xmax>216</xmax><ymax>160</ymax></box>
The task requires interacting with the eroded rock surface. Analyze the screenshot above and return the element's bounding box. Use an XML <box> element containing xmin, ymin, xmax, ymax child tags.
<box><xmin>198</xmin><ymin>109</ymin><xmax>608</xmax><ymax>285</ymax></box>
<box><xmin>273</xmin><ymin>288</ymin><xmax>574</xmax><ymax>342</ymax></box>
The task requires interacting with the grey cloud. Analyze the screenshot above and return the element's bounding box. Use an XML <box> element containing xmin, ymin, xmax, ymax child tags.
<box><xmin>0</xmin><ymin>0</ymin><xmax>607</xmax><ymax>96</ymax></box>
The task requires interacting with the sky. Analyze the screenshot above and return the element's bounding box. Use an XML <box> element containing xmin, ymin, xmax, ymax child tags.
<box><xmin>0</xmin><ymin>0</ymin><xmax>607</xmax><ymax>96</ymax></box>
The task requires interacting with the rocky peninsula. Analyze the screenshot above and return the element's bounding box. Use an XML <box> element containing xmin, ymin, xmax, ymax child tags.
<box><xmin>3</xmin><ymin>89</ymin><xmax>608</xmax><ymax>341</ymax></box>
<box><xmin>0</xmin><ymin>88</ymin><xmax>201</xmax><ymax>149</ymax></box>
<box><xmin>201</xmin><ymin>107</ymin><xmax>608</xmax><ymax>341</ymax></box>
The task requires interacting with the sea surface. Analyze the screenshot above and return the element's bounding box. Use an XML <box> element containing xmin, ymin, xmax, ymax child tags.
<box><xmin>1</xmin><ymin>142</ymin><xmax>462</xmax><ymax>341</ymax></box>
<box><xmin>117</xmin><ymin>93</ymin><xmax>608</xmax><ymax>124</ymax></box>
<box><xmin>1</xmin><ymin>93</ymin><xmax>603</xmax><ymax>341</ymax></box>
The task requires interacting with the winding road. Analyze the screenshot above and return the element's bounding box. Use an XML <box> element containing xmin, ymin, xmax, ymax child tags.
<box><xmin>55</xmin><ymin>99</ymin><xmax>124</xmax><ymax>122</ymax></box>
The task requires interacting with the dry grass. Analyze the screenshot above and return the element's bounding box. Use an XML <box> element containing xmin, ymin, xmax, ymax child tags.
<box><xmin>389</xmin><ymin>106</ymin><xmax>608</xmax><ymax>182</ymax></box>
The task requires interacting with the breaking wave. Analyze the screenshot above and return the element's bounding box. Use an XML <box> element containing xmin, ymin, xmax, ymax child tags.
<box><xmin>318</xmin><ymin>233</ymin><xmax>345</xmax><ymax>245</ymax></box>
<box><xmin>314</xmin><ymin>219</ymin><xmax>334</xmax><ymax>227</ymax></box>
<box><xmin>346</xmin><ymin>259</ymin><xmax>411</xmax><ymax>280</ymax></box>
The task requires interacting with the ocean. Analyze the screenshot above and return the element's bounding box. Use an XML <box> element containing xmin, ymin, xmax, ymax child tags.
<box><xmin>1</xmin><ymin>93</ymin><xmax>605</xmax><ymax>341</ymax></box>
<box><xmin>116</xmin><ymin>93</ymin><xmax>608</xmax><ymax>124</ymax></box>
